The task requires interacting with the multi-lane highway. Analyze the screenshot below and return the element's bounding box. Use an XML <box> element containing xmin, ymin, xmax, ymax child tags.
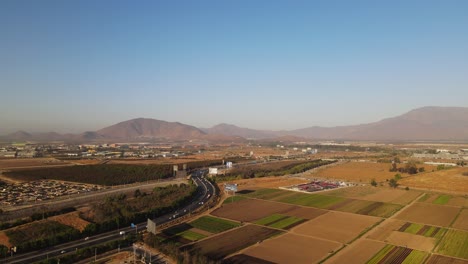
<box><xmin>4</xmin><ymin>170</ymin><xmax>216</xmax><ymax>264</ymax></box>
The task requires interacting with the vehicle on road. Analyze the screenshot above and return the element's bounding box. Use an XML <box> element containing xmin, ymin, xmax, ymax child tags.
<box><xmin>119</xmin><ymin>231</ymin><xmax>125</xmax><ymax>235</ymax></box>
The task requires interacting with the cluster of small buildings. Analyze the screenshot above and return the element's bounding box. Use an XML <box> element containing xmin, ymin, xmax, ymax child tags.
<box><xmin>283</xmin><ymin>180</ymin><xmax>353</xmax><ymax>193</ymax></box>
<box><xmin>412</xmin><ymin>149</ymin><xmax>468</xmax><ymax>160</ymax></box>
<box><xmin>0</xmin><ymin>180</ymin><xmax>104</xmax><ymax>206</ymax></box>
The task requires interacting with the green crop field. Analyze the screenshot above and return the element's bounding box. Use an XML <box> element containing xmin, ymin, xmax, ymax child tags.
<box><xmin>433</xmin><ymin>195</ymin><xmax>452</xmax><ymax>205</ymax></box>
<box><xmin>254</xmin><ymin>214</ymin><xmax>287</xmax><ymax>226</ymax></box>
<box><xmin>401</xmin><ymin>250</ymin><xmax>429</xmax><ymax>264</ymax></box>
<box><xmin>399</xmin><ymin>222</ymin><xmax>447</xmax><ymax>239</ymax></box>
<box><xmin>333</xmin><ymin>199</ymin><xmax>402</xmax><ymax>218</ymax></box>
<box><xmin>366</xmin><ymin>245</ymin><xmax>427</xmax><ymax>264</ymax></box>
<box><xmin>240</xmin><ymin>188</ymin><xmax>286</xmax><ymax>199</ymax></box>
<box><xmin>277</xmin><ymin>193</ymin><xmax>346</xmax><ymax>208</ymax></box>
<box><xmin>255</xmin><ymin>214</ymin><xmax>305</xmax><ymax>229</ymax></box>
<box><xmin>436</xmin><ymin>229</ymin><xmax>468</xmax><ymax>259</ymax></box>
<box><xmin>190</xmin><ymin>216</ymin><xmax>241</xmax><ymax>233</ymax></box>
<box><xmin>178</xmin><ymin>230</ymin><xmax>207</xmax><ymax>241</ymax></box>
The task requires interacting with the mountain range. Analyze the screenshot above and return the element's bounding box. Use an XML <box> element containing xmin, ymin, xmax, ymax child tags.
<box><xmin>2</xmin><ymin>106</ymin><xmax>468</xmax><ymax>142</ymax></box>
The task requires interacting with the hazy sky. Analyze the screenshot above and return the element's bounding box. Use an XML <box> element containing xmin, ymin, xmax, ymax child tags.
<box><xmin>1</xmin><ymin>0</ymin><xmax>467</xmax><ymax>134</ymax></box>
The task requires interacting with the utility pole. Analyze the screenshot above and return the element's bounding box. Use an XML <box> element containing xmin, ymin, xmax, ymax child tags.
<box><xmin>94</xmin><ymin>248</ymin><xmax>97</xmax><ymax>262</ymax></box>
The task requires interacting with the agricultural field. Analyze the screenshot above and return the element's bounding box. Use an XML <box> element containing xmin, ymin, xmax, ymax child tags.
<box><xmin>189</xmin><ymin>216</ymin><xmax>241</xmax><ymax>233</ymax></box>
<box><xmin>254</xmin><ymin>214</ymin><xmax>305</xmax><ymax>230</ymax></box>
<box><xmin>306</xmin><ymin>161</ymin><xmax>434</xmax><ymax>183</ymax></box>
<box><xmin>395</xmin><ymin>203</ymin><xmax>460</xmax><ymax>227</ymax></box>
<box><xmin>436</xmin><ymin>229</ymin><xmax>468</xmax><ymax>259</ymax></box>
<box><xmin>227</xmin><ymin>176</ymin><xmax>309</xmax><ymax>190</ymax></box>
<box><xmin>291</xmin><ymin>211</ymin><xmax>381</xmax><ymax>243</ymax></box>
<box><xmin>399</xmin><ymin>167</ymin><xmax>468</xmax><ymax>194</ymax></box>
<box><xmin>181</xmin><ymin>224</ymin><xmax>282</xmax><ymax>260</ymax></box>
<box><xmin>366</xmin><ymin>244</ymin><xmax>429</xmax><ymax>264</ymax></box>
<box><xmin>452</xmin><ymin>209</ymin><xmax>468</xmax><ymax>231</ymax></box>
<box><xmin>418</xmin><ymin>193</ymin><xmax>468</xmax><ymax>207</ymax></box>
<box><xmin>212</xmin><ymin>197</ymin><xmax>327</xmax><ymax>222</ymax></box>
<box><xmin>325</xmin><ymin>185</ymin><xmax>422</xmax><ymax>205</ymax></box>
<box><xmin>328</xmin><ymin>239</ymin><xmax>386</xmax><ymax>264</ymax></box>
<box><xmin>426</xmin><ymin>254</ymin><xmax>468</xmax><ymax>264</ymax></box>
<box><xmin>240</xmin><ymin>233</ymin><xmax>341</xmax><ymax>264</ymax></box>
<box><xmin>224</xmin><ymin>254</ymin><xmax>276</xmax><ymax>264</ymax></box>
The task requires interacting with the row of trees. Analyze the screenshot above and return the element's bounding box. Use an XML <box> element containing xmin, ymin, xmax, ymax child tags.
<box><xmin>222</xmin><ymin>159</ymin><xmax>336</xmax><ymax>180</ymax></box>
<box><xmin>389</xmin><ymin>158</ymin><xmax>425</xmax><ymax>174</ymax></box>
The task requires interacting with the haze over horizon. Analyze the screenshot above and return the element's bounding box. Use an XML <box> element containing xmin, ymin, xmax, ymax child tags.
<box><xmin>1</xmin><ymin>1</ymin><xmax>468</xmax><ymax>134</ymax></box>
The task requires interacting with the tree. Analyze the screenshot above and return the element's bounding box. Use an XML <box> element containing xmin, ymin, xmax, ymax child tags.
<box><xmin>394</xmin><ymin>174</ymin><xmax>402</xmax><ymax>180</ymax></box>
<box><xmin>370</xmin><ymin>179</ymin><xmax>377</xmax><ymax>187</ymax></box>
<box><xmin>418</xmin><ymin>167</ymin><xmax>425</xmax><ymax>172</ymax></box>
<box><xmin>404</xmin><ymin>160</ymin><xmax>418</xmax><ymax>174</ymax></box>
<box><xmin>388</xmin><ymin>178</ymin><xmax>399</xmax><ymax>188</ymax></box>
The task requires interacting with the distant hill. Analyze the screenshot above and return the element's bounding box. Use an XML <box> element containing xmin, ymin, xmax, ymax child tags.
<box><xmin>288</xmin><ymin>106</ymin><xmax>468</xmax><ymax>141</ymax></box>
<box><xmin>2</xmin><ymin>106</ymin><xmax>468</xmax><ymax>142</ymax></box>
<box><xmin>202</xmin><ymin>123</ymin><xmax>278</xmax><ymax>139</ymax></box>
<box><xmin>94</xmin><ymin>118</ymin><xmax>207</xmax><ymax>140</ymax></box>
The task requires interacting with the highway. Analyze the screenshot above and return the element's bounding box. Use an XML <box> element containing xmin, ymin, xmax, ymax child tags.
<box><xmin>3</xmin><ymin>169</ymin><xmax>216</xmax><ymax>264</ymax></box>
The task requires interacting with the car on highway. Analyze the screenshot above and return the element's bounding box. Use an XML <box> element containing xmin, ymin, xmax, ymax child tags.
<box><xmin>60</xmin><ymin>250</ymin><xmax>66</xmax><ymax>254</ymax></box>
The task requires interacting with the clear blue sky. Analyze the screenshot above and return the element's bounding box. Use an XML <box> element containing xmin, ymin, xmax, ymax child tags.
<box><xmin>1</xmin><ymin>0</ymin><xmax>467</xmax><ymax>134</ymax></box>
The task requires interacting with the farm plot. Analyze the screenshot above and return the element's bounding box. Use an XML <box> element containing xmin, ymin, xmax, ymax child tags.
<box><xmin>333</xmin><ymin>199</ymin><xmax>403</xmax><ymax>218</ymax></box>
<box><xmin>292</xmin><ymin>211</ymin><xmax>381</xmax><ymax>244</ymax></box>
<box><xmin>399</xmin><ymin>167</ymin><xmax>468</xmax><ymax>194</ymax></box>
<box><xmin>181</xmin><ymin>225</ymin><xmax>282</xmax><ymax>261</ymax></box>
<box><xmin>436</xmin><ymin>229</ymin><xmax>468</xmax><ymax>259</ymax></box>
<box><xmin>212</xmin><ymin>197</ymin><xmax>325</xmax><ymax>222</ymax></box>
<box><xmin>276</xmin><ymin>192</ymin><xmax>346</xmax><ymax>209</ymax></box>
<box><xmin>325</xmin><ymin>186</ymin><xmax>421</xmax><ymax>205</ymax></box>
<box><xmin>328</xmin><ymin>239</ymin><xmax>386</xmax><ymax>264</ymax></box>
<box><xmin>426</xmin><ymin>254</ymin><xmax>468</xmax><ymax>264</ymax></box>
<box><xmin>395</xmin><ymin>203</ymin><xmax>460</xmax><ymax>227</ymax></box>
<box><xmin>366</xmin><ymin>244</ymin><xmax>429</xmax><ymax>264</ymax></box>
<box><xmin>254</xmin><ymin>214</ymin><xmax>306</xmax><ymax>230</ymax></box>
<box><xmin>241</xmin><ymin>233</ymin><xmax>341</xmax><ymax>264</ymax></box>
<box><xmin>398</xmin><ymin>222</ymin><xmax>446</xmax><ymax>239</ymax></box>
<box><xmin>452</xmin><ymin>209</ymin><xmax>468</xmax><ymax>231</ymax></box>
<box><xmin>224</xmin><ymin>254</ymin><xmax>276</xmax><ymax>264</ymax></box>
<box><xmin>433</xmin><ymin>194</ymin><xmax>453</xmax><ymax>205</ymax></box>
<box><xmin>190</xmin><ymin>216</ymin><xmax>240</xmax><ymax>233</ymax></box>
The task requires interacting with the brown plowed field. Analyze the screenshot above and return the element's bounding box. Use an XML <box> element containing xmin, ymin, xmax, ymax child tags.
<box><xmin>0</xmin><ymin>231</ymin><xmax>12</xmax><ymax>248</ymax></box>
<box><xmin>426</xmin><ymin>254</ymin><xmax>468</xmax><ymax>264</ymax></box>
<box><xmin>328</xmin><ymin>239</ymin><xmax>386</xmax><ymax>264</ymax></box>
<box><xmin>224</xmin><ymin>254</ymin><xmax>276</xmax><ymax>264</ymax></box>
<box><xmin>230</xmin><ymin>176</ymin><xmax>309</xmax><ymax>190</ymax></box>
<box><xmin>399</xmin><ymin>167</ymin><xmax>468</xmax><ymax>194</ymax></box>
<box><xmin>307</xmin><ymin>161</ymin><xmax>435</xmax><ymax>183</ymax></box>
<box><xmin>452</xmin><ymin>209</ymin><xmax>468</xmax><ymax>231</ymax></box>
<box><xmin>49</xmin><ymin>211</ymin><xmax>90</xmax><ymax>232</ymax></box>
<box><xmin>242</xmin><ymin>233</ymin><xmax>341</xmax><ymax>264</ymax></box>
<box><xmin>212</xmin><ymin>198</ymin><xmax>324</xmax><ymax>222</ymax></box>
<box><xmin>367</xmin><ymin>219</ymin><xmax>406</xmax><ymax>241</ymax></box>
<box><xmin>385</xmin><ymin>231</ymin><xmax>435</xmax><ymax>251</ymax></box>
<box><xmin>182</xmin><ymin>224</ymin><xmax>282</xmax><ymax>260</ymax></box>
<box><xmin>325</xmin><ymin>186</ymin><xmax>421</xmax><ymax>205</ymax></box>
<box><xmin>395</xmin><ymin>203</ymin><xmax>460</xmax><ymax>227</ymax></box>
<box><xmin>291</xmin><ymin>211</ymin><xmax>381</xmax><ymax>243</ymax></box>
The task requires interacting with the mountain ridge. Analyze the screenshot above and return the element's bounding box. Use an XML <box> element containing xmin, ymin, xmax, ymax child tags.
<box><xmin>2</xmin><ymin>106</ymin><xmax>468</xmax><ymax>142</ymax></box>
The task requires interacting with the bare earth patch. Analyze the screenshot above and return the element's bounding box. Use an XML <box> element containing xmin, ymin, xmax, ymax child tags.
<box><xmin>328</xmin><ymin>239</ymin><xmax>386</xmax><ymax>264</ymax></box>
<box><xmin>366</xmin><ymin>219</ymin><xmax>406</xmax><ymax>241</ymax></box>
<box><xmin>49</xmin><ymin>212</ymin><xmax>90</xmax><ymax>232</ymax></box>
<box><xmin>395</xmin><ymin>203</ymin><xmax>460</xmax><ymax>227</ymax></box>
<box><xmin>452</xmin><ymin>209</ymin><xmax>468</xmax><ymax>231</ymax></box>
<box><xmin>306</xmin><ymin>161</ymin><xmax>432</xmax><ymax>183</ymax></box>
<box><xmin>242</xmin><ymin>233</ymin><xmax>341</xmax><ymax>264</ymax></box>
<box><xmin>0</xmin><ymin>231</ymin><xmax>12</xmax><ymax>248</ymax></box>
<box><xmin>212</xmin><ymin>198</ymin><xmax>297</xmax><ymax>222</ymax></box>
<box><xmin>385</xmin><ymin>231</ymin><xmax>435</xmax><ymax>251</ymax></box>
<box><xmin>325</xmin><ymin>186</ymin><xmax>421</xmax><ymax>205</ymax></box>
<box><xmin>291</xmin><ymin>211</ymin><xmax>381</xmax><ymax>244</ymax></box>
